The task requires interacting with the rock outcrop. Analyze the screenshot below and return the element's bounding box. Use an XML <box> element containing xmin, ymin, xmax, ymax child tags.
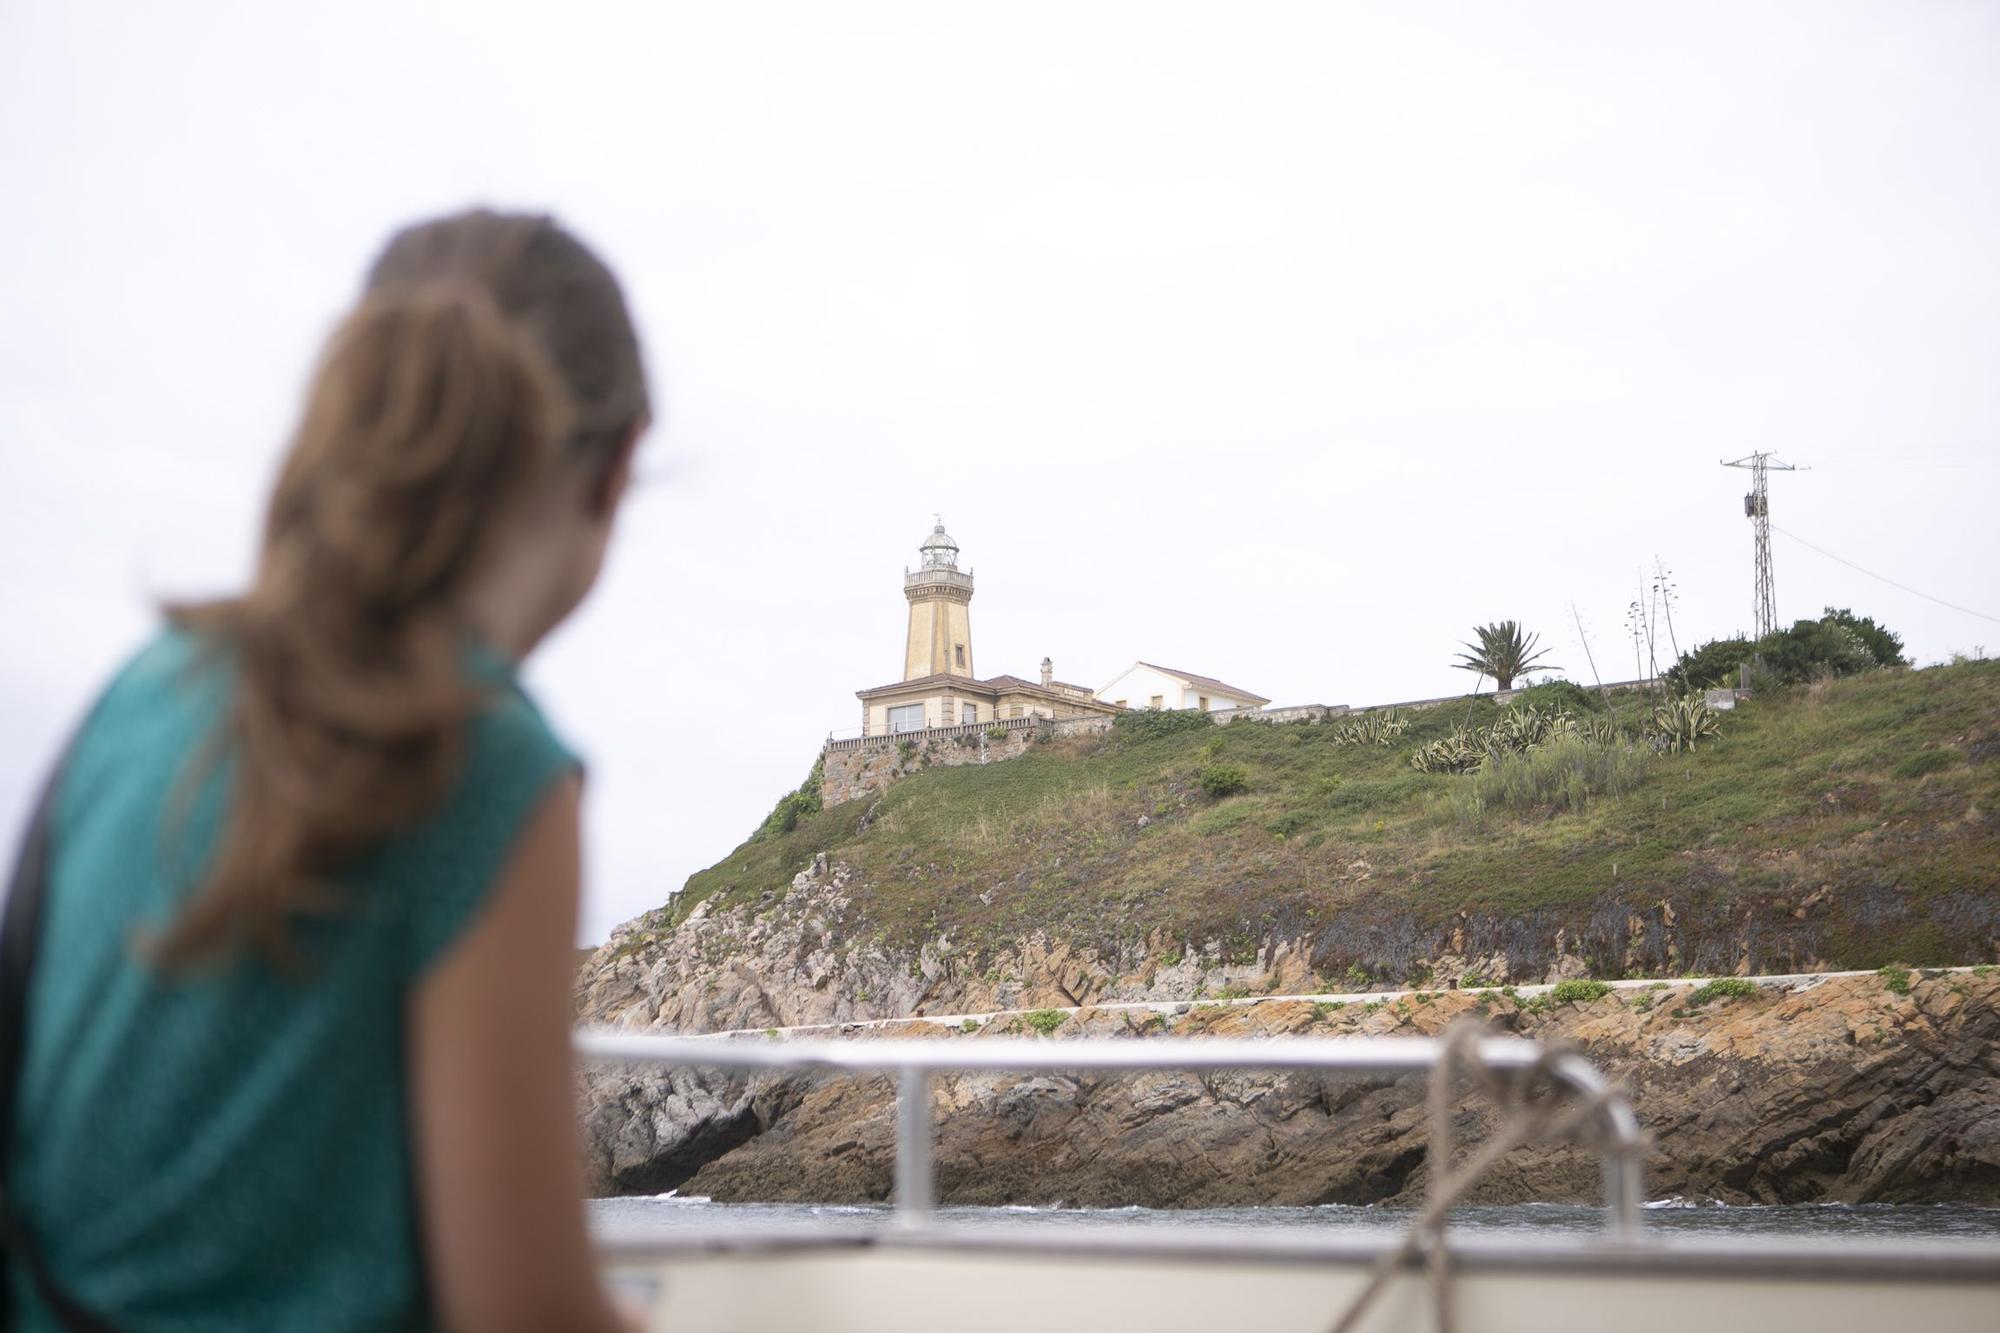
<box><xmin>578</xmin><ymin>971</ymin><xmax>2000</xmax><ymax>1207</ymax></box>
<box><xmin>575</xmin><ymin>846</ymin><xmax>2000</xmax><ymax>1042</ymax></box>
<box><xmin>574</xmin><ymin>858</ymin><xmax>1574</xmax><ymax>1038</ymax></box>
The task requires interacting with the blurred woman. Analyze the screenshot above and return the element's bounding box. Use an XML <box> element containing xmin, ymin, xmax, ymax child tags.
<box><xmin>6</xmin><ymin>210</ymin><xmax>648</xmax><ymax>1331</ymax></box>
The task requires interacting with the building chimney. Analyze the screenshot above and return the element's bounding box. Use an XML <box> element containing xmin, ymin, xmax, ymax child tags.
<box><xmin>1040</xmin><ymin>656</ymin><xmax>1053</xmax><ymax>687</ymax></box>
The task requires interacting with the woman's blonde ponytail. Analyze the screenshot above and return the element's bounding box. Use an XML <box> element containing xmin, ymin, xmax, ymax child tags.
<box><xmin>157</xmin><ymin>212</ymin><xmax>645</xmax><ymax>968</ymax></box>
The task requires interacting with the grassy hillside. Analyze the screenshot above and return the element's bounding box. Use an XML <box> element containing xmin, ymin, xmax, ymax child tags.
<box><xmin>665</xmin><ymin>661</ymin><xmax>2000</xmax><ymax>977</ymax></box>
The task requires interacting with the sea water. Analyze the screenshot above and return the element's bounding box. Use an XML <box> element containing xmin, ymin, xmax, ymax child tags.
<box><xmin>591</xmin><ymin>1196</ymin><xmax>2000</xmax><ymax>1244</ymax></box>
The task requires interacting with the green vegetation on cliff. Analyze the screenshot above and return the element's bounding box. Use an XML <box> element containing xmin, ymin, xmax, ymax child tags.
<box><xmin>669</xmin><ymin>660</ymin><xmax>2000</xmax><ymax>975</ymax></box>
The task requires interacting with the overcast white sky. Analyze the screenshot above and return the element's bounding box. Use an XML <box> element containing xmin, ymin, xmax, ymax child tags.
<box><xmin>4</xmin><ymin>3</ymin><xmax>1997</xmax><ymax>943</ymax></box>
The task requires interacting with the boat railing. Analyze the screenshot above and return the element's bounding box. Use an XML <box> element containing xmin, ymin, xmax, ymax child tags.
<box><xmin>575</xmin><ymin>1033</ymin><xmax>1646</xmax><ymax>1238</ymax></box>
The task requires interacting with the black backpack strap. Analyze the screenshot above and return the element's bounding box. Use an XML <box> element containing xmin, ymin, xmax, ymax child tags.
<box><xmin>1</xmin><ymin>746</ymin><xmax>122</xmax><ymax>1333</ymax></box>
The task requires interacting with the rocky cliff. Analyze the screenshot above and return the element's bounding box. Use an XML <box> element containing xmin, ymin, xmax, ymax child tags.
<box><xmin>578</xmin><ymin>970</ymin><xmax>2000</xmax><ymax>1207</ymax></box>
<box><xmin>586</xmin><ymin>663</ymin><xmax>1999</xmax><ymax>1032</ymax></box>
<box><xmin>574</xmin><ymin>664</ymin><xmax>2000</xmax><ymax>1205</ymax></box>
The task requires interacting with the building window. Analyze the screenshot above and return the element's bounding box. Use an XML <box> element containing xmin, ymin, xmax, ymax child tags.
<box><xmin>954</xmin><ymin>644</ymin><xmax>966</xmax><ymax>667</ymax></box>
<box><xmin>1198</xmin><ymin>696</ymin><xmax>1209</xmax><ymax>711</ymax></box>
<box><xmin>962</xmin><ymin>703</ymin><xmax>976</xmax><ymax>725</ymax></box>
<box><xmin>1149</xmin><ymin>694</ymin><xmax>1164</xmax><ymax>710</ymax></box>
<box><xmin>888</xmin><ymin>703</ymin><xmax>926</xmax><ymax>734</ymax></box>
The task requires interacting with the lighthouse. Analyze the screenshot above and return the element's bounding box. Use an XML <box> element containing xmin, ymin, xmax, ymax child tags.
<box><xmin>848</xmin><ymin>519</ymin><xmax>1122</xmax><ymax>741</ymax></box>
<box><xmin>902</xmin><ymin>519</ymin><xmax>976</xmax><ymax>681</ymax></box>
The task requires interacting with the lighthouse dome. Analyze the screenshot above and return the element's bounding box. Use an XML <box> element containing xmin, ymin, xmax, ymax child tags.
<box><xmin>919</xmin><ymin>521</ymin><xmax>960</xmax><ymax>571</ymax></box>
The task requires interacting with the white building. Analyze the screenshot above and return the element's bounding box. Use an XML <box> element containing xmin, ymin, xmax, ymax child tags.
<box><xmin>1096</xmin><ymin>662</ymin><xmax>1270</xmax><ymax>714</ymax></box>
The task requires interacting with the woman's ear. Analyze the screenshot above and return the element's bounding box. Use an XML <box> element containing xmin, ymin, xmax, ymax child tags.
<box><xmin>587</xmin><ymin>420</ymin><xmax>647</xmax><ymax>518</ymax></box>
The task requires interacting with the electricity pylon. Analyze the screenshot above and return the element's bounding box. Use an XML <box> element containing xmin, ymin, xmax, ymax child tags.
<box><xmin>1720</xmin><ymin>452</ymin><xmax>1802</xmax><ymax>638</ymax></box>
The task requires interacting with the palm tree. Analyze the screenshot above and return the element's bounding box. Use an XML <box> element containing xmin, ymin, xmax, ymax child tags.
<box><xmin>1453</xmin><ymin>621</ymin><xmax>1558</xmax><ymax>692</ymax></box>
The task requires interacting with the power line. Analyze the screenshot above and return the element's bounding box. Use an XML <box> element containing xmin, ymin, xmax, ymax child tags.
<box><xmin>1813</xmin><ymin>461</ymin><xmax>2000</xmax><ymax>471</ymax></box>
<box><xmin>1811</xmin><ymin>449</ymin><xmax>2000</xmax><ymax>471</ymax></box>
<box><xmin>1814</xmin><ymin>447</ymin><xmax>1999</xmax><ymax>459</ymax></box>
<box><xmin>1772</xmin><ymin>524</ymin><xmax>2000</xmax><ymax>627</ymax></box>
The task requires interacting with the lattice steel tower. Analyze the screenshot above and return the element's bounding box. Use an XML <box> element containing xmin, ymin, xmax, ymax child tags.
<box><xmin>1720</xmin><ymin>452</ymin><xmax>1800</xmax><ymax>638</ymax></box>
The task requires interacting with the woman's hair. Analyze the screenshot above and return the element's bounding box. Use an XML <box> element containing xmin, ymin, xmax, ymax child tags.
<box><xmin>155</xmin><ymin>210</ymin><xmax>648</xmax><ymax>968</ymax></box>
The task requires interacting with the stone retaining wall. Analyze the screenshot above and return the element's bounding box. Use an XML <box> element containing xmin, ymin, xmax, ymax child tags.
<box><xmin>1213</xmin><ymin>703</ymin><xmax>1350</xmax><ymax>725</ymax></box>
<box><xmin>821</xmin><ymin>713</ymin><xmax>1116</xmax><ymax>808</ymax></box>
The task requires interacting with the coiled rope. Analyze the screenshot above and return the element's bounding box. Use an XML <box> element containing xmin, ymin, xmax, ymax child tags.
<box><xmin>1326</xmin><ymin>1021</ymin><xmax>1633</xmax><ymax>1333</ymax></box>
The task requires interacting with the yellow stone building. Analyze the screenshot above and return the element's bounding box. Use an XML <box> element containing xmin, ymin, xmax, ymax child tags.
<box><xmin>855</xmin><ymin>522</ymin><xmax>1122</xmax><ymax>736</ymax></box>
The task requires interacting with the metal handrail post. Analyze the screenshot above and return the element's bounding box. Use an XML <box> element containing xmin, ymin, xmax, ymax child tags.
<box><xmin>1604</xmin><ymin>1148</ymin><xmax>1643</xmax><ymax>1241</ymax></box>
<box><xmin>894</xmin><ymin>1065</ymin><xmax>934</xmax><ymax>1225</ymax></box>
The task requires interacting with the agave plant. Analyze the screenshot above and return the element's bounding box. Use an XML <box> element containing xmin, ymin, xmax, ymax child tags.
<box><xmin>1651</xmin><ymin>696</ymin><xmax>1722</xmax><ymax>754</ymax></box>
<box><xmin>1453</xmin><ymin>621</ymin><xmax>1560</xmax><ymax>692</ymax></box>
<box><xmin>1410</xmin><ymin>725</ymin><xmax>1487</xmax><ymax>774</ymax></box>
<box><xmin>1487</xmin><ymin>704</ymin><xmax>1573</xmax><ymax>753</ymax></box>
<box><xmin>1331</xmin><ymin>709</ymin><xmax>1409</xmax><ymax>748</ymax></box>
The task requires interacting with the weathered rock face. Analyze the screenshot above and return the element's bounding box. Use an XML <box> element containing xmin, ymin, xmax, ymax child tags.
<box><xmin>575</xmin><ymin>859</ymin><xmax>1574</xmax><ymax>1039</ymax></box>
<box><xmin>578</xmin><ymin>972</ymin><xmax>2000</xmax><ymax>1207</ymax></box>
<box><xmin>572</xmin><ymin>854</ymin><xmax>1304</xmax><ymax>1036</ymax></box>
<box><xmin>575</xmin><ymin>857</ymin><xmax>903</xmax><ymax>1034</ymax></box>
<box><xmin>575</xmin><ymin>850</ymin><xmax>2000</xmax><ymax>1042</ymax></box>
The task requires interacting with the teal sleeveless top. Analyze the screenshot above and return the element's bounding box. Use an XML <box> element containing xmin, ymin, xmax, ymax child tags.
<box><xmin>7</xmin><ymin>628</ymin><xmax>580</xmax><ymax>1331</ymax></box>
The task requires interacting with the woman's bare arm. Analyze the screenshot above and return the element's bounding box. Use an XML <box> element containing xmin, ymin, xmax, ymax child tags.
<box><xmin>408</xmin><ymin>774</ymin><xmax>626</xmax><ymax>1333</ymax></box>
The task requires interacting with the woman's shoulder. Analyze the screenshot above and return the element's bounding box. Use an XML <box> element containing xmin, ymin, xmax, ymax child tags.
<box><xmin>57</xmin><ymin>627</ymin><xmax>224</xmax><ymax>799</ymax></box>
<box><xmin>395</xmin><ymin>661</ymin><xmax>581</xmax><ymax>978</ymax></box>
<box><xmin>460</xmin><ymin>651</ymin><xmax>579</xmax><ymax>786</ymax></box>
<box><xmin>89</xmin><ymin>625</ymin><xmax>217</xmax><ymax>715</ymax></box>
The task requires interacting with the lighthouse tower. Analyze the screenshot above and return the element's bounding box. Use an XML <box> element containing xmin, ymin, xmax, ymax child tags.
<box><xmin>903</xmin><ymin>519</ymin><xmax>975</xmax><ymax>680</ymax></box>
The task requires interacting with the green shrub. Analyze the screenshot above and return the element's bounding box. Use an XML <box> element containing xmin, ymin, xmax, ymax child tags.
<box><xmin>1443</xmin><ymin>735</ymin><xmax>1651</xmax><ymax>826</ymax></box>
<box><xmin>961</xmin><ymin>1018</ymin><xmax>982</xmax><ymax>1032</ymax></box>
<box><xmin>1822</xmin><ymin>608</ymin><xmax>1907</xmax><ymax>668</ymax></box>
<box><xmin>1193</xmin><ymin>803</ymin><xmax>1254</xmax><ymax>836</ymax></box>
<box><xmin>1687</xmin><ymin>977</ymin><xmax>1758</xmax><ymax>1007</ymax></box>
<box><xmin>1022</xmin><ymin>1008</ymin><xmax>1068</xmax><ymax>1034</ymax></box>
<box><xmin>1549</xmin><ymin>978</ymin><xmax>1611</xmax><ymax>1004</ymax></box>
<box><xmin>1197</xmin><ymin>762</ymin><xmax>1251</xmax><ymax>799</ymax></box>
<box><xmin>1895</xmin><ymin>749</ymin><xmax>1957</xmax><ymax>779</ymax></box>
<box><xmin>1512</xmin><ymin>679</ymin><xmax>1603</xmax><ymax>715</ymax></box>
<box><xmin>986</xmin><ymin>725</ymin><xmax>1010</xmax><ymax>741</ymax></box>
<box><xmin>1115</xmin><ymin>709</ymin><xmax>1215</xmax><ymax>742</ymax></box>
<box><xmin>1877</xmin><ymin>964</ymin><xmax>1913</xmax><ymax>996</ymax></box>
<box><xmin>754</xmin><ymin>757</ymin><xmax>825</xmax><ymax>839</ymax></box>
<box><xmin>1264</xmin><ymin>809</ymin><xmax>1314</xmax><ymax>838</ymax></box>
<box><xmin>1665</xmin><ymin>637</ymin><xmax>1756</xmax><ymax>694</ymax></box>
<box><xmin>1752</xmin><ymin>609</ymin><xmax>1905</xmax><ymax>686</ymax></box>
